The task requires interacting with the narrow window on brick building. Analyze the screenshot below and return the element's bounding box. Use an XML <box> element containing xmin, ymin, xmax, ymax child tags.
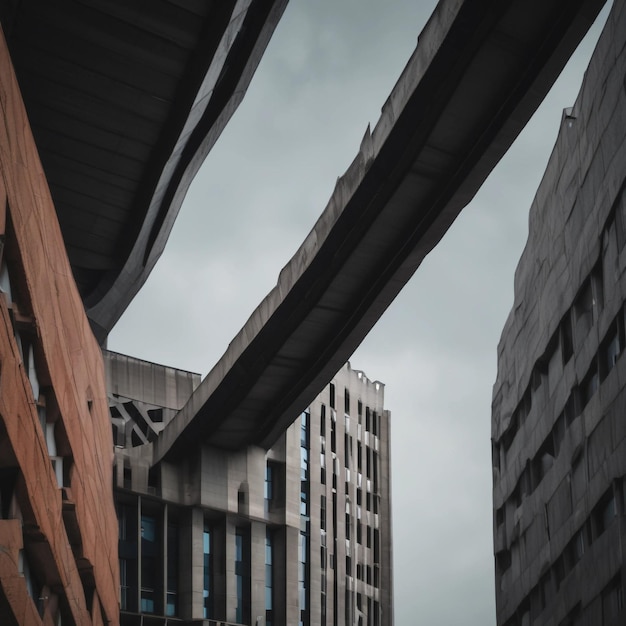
<box><xmin>0</xmin><ymin>258</ymin><xmax>12</xmax><ymax>302</ymax></box>
<box><xmin>0</xmin><ymin>467</ymin><xmax>18</xmax><ymax>520</ymax></box>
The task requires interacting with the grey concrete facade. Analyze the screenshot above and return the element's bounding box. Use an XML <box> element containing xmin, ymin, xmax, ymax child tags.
<box><xmin>106</xmin><ymin>351</ymin><xmax>392</xmax><ymax>626</ymax></box>
<box><xmin>492</xmin><ymin>3</ymin><xmax>626</xmax><ymax>625</ymax></box>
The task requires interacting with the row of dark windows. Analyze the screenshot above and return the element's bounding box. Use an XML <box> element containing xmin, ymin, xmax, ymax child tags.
<box><xmin>499</xmin><ymin>482</ymin><xmax>620</xmax><ymax>625</ymax></box>
<box><xmin>119</xmin><ymin>496</ymin><xmax>267</xmax><ymax>624</ymax></box>
<box><xmin>496</xmin><ymin>303</ymin><xmax>626</xmax><ymax>527</ymax></box>
<box><xmin>504</xmin><ymin>573</ymin><xmax>622</xmax><ymax>626</ymax></box>
<box><xmin>326</xmin><ymin>387</ymin><xmax>382</xmax><ymax>436</ymax></box>
<box><xmin>496</xmin><ymin>259</ymin><xmax>605</xmax><ymax>462</ymax></box>
<box><xmin>495</xmin><ymin>180</ymin><xmax>626</xmax><ymax>466</ymax></box>
<box><xmin>321</xmin><ymin>445</ymin><xmax>380</xmax><ymax>497</ymax></box>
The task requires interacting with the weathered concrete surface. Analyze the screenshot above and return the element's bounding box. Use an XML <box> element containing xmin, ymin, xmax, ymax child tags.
<box><xmin>492</xmin><ymin>2</ymin><xmax>626</xmax><ymax>624</ymax></box>
<box><xmin>104</xmin><ymin>350</ymin><xmax>200</xmax><ymax>411</ymax></box>
<box><xmin>113</xmin><ymin>359</ymin><xmax>392</xmax><ymax>626</ymax></box>
<box><xmin>155</xmin><ymin>0</ymin><xmax>607</xmax><ymax>460</ymax></box>
<box><xmin>1</xmin><ymin>0</ymin><xmax>290</xmax><ymax>342</ymax></box>
<box><xmin>0</xmin><ymin>29</ymin><xmax>119</xmax><ymax>624</ymax></box>
<box><xmin>104</xmin><ymin>349</ymin><xmax>201</xmax><ymax>447</ymax></box>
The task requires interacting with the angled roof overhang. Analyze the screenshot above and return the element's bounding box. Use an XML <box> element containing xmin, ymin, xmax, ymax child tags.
<box><xmin>0</xmin><ymin>0</ymin><xmax>288</xmax><ymax>342</ymax></box>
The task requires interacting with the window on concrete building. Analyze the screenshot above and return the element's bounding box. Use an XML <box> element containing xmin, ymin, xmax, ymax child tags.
<box><xmin>564</xmin><ymin>389</ymin><xmax>580</xmax><ymax>427</ymax></box>
<box><xmin>574</xmin><ymin>278</ymin><xmax>595</xmax><ymax>341</ymax></box>
<box><xmin>531</xmin><ymin>437</ymin><xmax>555</xmax><ymax>490</ymax></box>
<box><xmin>140</xmin><ymin>513</ymin><xmax>161</xmax><ymax>614</ymax></box>
<box><xmin>566</xmin><ymin>526</ymin><xmax>587</xmax><ymax>569</ymax></box>
<box><xmin>593</xmin><ymin>490</ymin><xmax>616</xmax><ymax>539</ymax></box>
<box><xmin>552</xmin><ymin>412</ymin><xmax>566</xmax><ymax>457</ymax></box>
<box><xmin>580</xmin><ymin>361</ymin><xmax>599</xmax><ymax>409</ymax></box>
<box><xmin>298</xmin><ymin>530</ymin><xmax>309</xmax><ymax>626</ymax></box>
<box><xmin>373</xmin><ymin>529</ymin><xmax>380</xmax><ymax>563</ymax></box>
<box><xmin>118</xmin><ymin>500</ymin><xmax>138</xmax><ymax>613</ymax></box>
<box><xmin>166</xmin><ymin>519</ymin><xmax>178</xmax><ymax>616</ymax></box>
<box><xmin>203</xmin><ymin>524</ymin><xmax>212</xmax><ymax>618</ymax></box>
<box><xmin>558</xmin><ymin>603</ymin><xmax>582</xmax><ymax>626</ymax></box>
<box><xmin>600</xmin><ymin>319</ymin><xmax>622</xmax><ymax>380</ymax></box>
<box><xmin>329</xmin><ymin>383</ymin><xmax>335</xmax><ymax>409</ymax></box>
<box><xmin>265</xmin><ymin>463</ymin><xmax>273</xmax><ymax>513</ymax></box>
<box><xmin>561</xmin><ymin>312</ymin><xmax>574</xmax><ymax>365</ymax></box>
<box><xmin>570</xmin><ymin>451</ymin><xmax>587</xmax><ymax>506</ymax></box>
<box><xmin>235</xmin><ymin>528</ymin><xmax>250</xmax><ymax>624</ymax></box>
<box><xmin>265</xmin><ymin>529</ymin><xmax>273</xmax><ymax>626</ymax></box>
<box><xmin>344</xmin><ymin>389</ymin><xmax>350</xmax><ymax>415</ymax></box>
<box><xmin>602</xmin><ymin>574</ymin><xmax>624</xmax><ymax>624</ymax></box>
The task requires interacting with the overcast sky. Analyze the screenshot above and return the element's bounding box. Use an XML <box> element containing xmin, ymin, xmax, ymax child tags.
<box><xmin>109</xmin><ymin>2</ymin><xmax>611</xmax><ymax>624</ymax></box>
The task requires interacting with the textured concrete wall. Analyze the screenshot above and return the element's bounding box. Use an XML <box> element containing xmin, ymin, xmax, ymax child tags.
<box><xmin>113</xmin><ymin>360</ymin><xmax>392</xmax><ymax>625</ymax></box>
<box><xmin>0</xmin><ymin>29</ymin><xmax>118</xmax><ymax>625</ymax></box>
<box><xmin>492</xmin><ymin>3</ymin><xmax>626</xmax><ymax>625</ymax></box>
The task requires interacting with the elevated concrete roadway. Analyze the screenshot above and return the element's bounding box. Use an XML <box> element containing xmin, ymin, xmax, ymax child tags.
<box><xmin>155</xmin><ymin>0</ymin><xmax>607</xmax><ymax>459</ymax></box>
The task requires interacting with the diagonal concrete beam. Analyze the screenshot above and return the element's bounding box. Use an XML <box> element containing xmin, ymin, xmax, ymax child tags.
<box><xmin>156</xmin><ymin>0</ymin><xmax>607</xmax><ymax>459</ymax></box>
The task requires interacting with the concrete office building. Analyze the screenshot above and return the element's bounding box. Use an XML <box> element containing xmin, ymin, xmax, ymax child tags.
<box><xmin>106</xmin><ymin>351</ymin><xmax>393</xmax><ymax>626</ymax></box>
<box><xmin>492</xmin><ymin>3</ymin><xmax>626</xmax><ymax>625</ymax></box>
